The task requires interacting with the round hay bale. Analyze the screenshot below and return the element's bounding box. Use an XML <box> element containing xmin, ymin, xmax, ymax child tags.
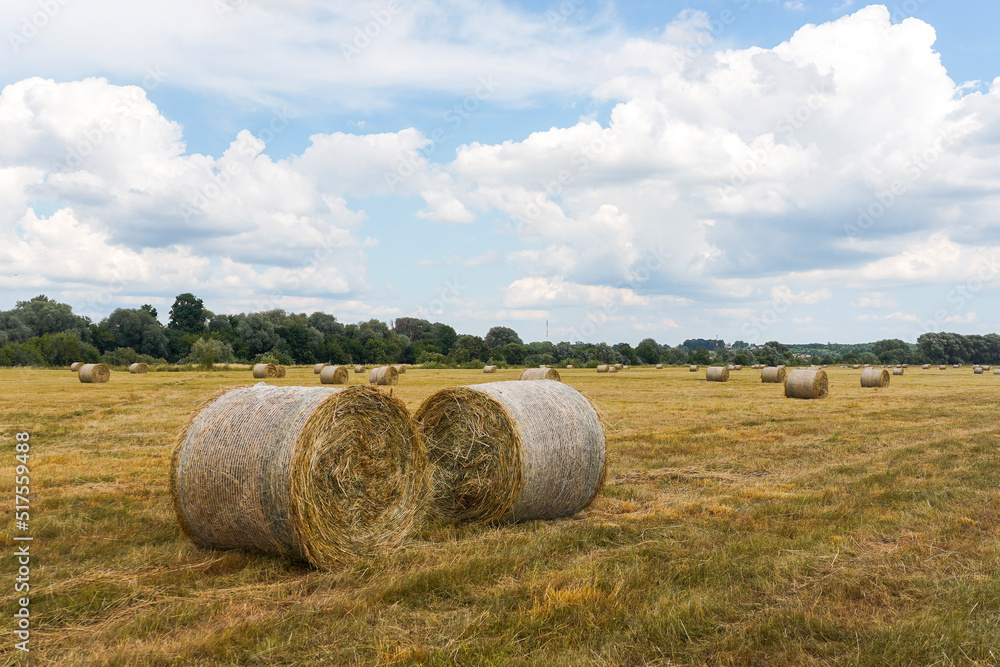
<box><xmin>922</xmin><ymin>364</ymin><xmax>930</xmax><ymax>370</ymax></box>
<box><xmin>994</xmin><ymin>369</ymin><xmax>1000</xmax><ymax>375</ymax></box>
<box><xmin>483</xmin><ymin>365</ymin><xmax>498</xmax><ymax>373</ymax></box>
<box><xmin>852</xmin><ymin>364</ymin><xmax>861</xmax><ymax>369</ymax></box>
<box><xmin>170</xmin><ymin>384</ymin><xmax>428</xmax><ymax>567</ymax></box>
<box><xmin>354</xmin><ymin>365</ymin><xmax>365</xmax><ymax>374</ymax></box>
<box><xmin>902</xmin><ymin>364</ymin><xmax>909</xmax><ymax>368</ymax></box>
<box><xmin>319</xmin><ymin>365</ymin><xmax>349</xmax><ymax>385</ymax></box>
<box><xmin>129</xmin><ymin>362</ymin><xmax>148</xmax><ymax>374</ymax></box>
<box><xmin>985</xmin><ymin>365</ymin><xmax>993</xmax><ymax>371</ymax></box>
<box><xmin>614</xmin><ymin>363</ymin><xmax>624</xmax><ymax>371</ymax></box>
<box><xmin>566</xmin><ymin>365</ymin><xmax>574</xmax><ymax>369</ymax></box>
<box><xmin>974</xmin><ymin>366</ymin><xmax>984</xmax><ymax>374</ymax></box>
<box><xmin>394</xmin><ymin>365</ymin><xmax>406</xmax><ymax>375</ymax></box>
<box><xmin>369</xmin><ymin>366</ymin><xmax>399</xmax><ymax>386</ymax></box>
<box><xmin>596</xmin><ymin>365</ymin><xmax>610</xmax><ymax>373</ymax></box>
<box><xmin>70</xmin><ymin>361</ymin><xmax>84</xmax><ymax>372</ymax></box>
<box><xmin>893</xmin><ymin>367</ymin><xmax>904</xmax><ymax>376</ymax></box>
<box><xmin>78</xmin><ymin>363</ymin><xmax>110</xmax><ymax>384</ymax></box>
<box><xmin>734</xmin><ymin>365</ymin><xmax>742</xmax><ymax>371</ymax></box>
<box><xmin>727</xmin><ymin>364</ymin><xmax>735</xmax><ymax>371</ymax></box>
<box><xmin>940</xmin><ymin>365</ymin><xmax>947</xmax><ymax>370</ymax></box>
<box><xmin>253</xmin><ymin>363</ymin><xmax>277</xmax><ymax>379</ymax></box>
<box><xmin>954</xmin><ymin>364</ymin><xmax>961</xmax><ymax>368</ymax></box>
<box><xmin>520</xmin><ymin>368</ymin><xmax>561</xmax><ymax>381</ymax></box>
<box><xmin>784</xmin><ymin>369</ymin><xmax>828</xmax><ymax>399</ymax></box>
<box><xmin>655</xmin><ymin>364</ymin><xmax>664</xmax><ymax>369</ymax></box>
<box><xmin>861</xmin><ymin>368</ymin><xmax>890</xmax><ymax>388</ymax></box>
<box><xmin>414</xmin><ymin>380</ymin><xmax>605</xmax><ymax>524</ymax></box>
<box><xmin>623</xmin><ymin>365</ymin><xmax>629</xmax><ymax>370</ymax></box>
<box><xmin>706</xmin><ymin>366</ymin><xmax>729</xmax><ymax>382</ymax></box>
<box><xmin>275</xmin><ymin>366</ymin><xmax>287</xmax><ymax>378</ymax></box>
<box><xmin>689</xmin><ymin>365</ymin><xmax>698</xmax><ymax>372</ymax></box>
<box><xmin>313</xmin><ymin>363</ymin><xmax>327</xmax><ymax>374</ymax></box>
<box><xmin>761</xmin><ymin>366</ymin><xmax>786</xmax><ymax>383</ymax></box>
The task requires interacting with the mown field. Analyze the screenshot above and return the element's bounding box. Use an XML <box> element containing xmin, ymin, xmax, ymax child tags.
<box><xmin>2</xmin><ymin>366</ymin><xmax>1000</xmax><ymax>665</ymax></box>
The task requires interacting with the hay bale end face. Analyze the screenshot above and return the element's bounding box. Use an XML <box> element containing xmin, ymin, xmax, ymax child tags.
<box><xmin>706</xmin><ymin>366</ymin><xmax>729</xmax><ymax>382</ymax></box>
<box><xmin>761</xmin><ymin>366</ymin><xmax>786</xmax><ymax>383</ymax></box>
<box><xmin>394</xmin><ymin>365</ymin><xmax>407</xmax><ymax>375</ymax></box>
<box><xmin>70</xmin><ymin>361</ymin><xmax>84</xmax><ymax>372</ymax></box>
<box><xmin>483</xmin><ymin>365</ymin><xmax>498</xmax><ymax>373</ymax></box>
<box><xmin>369</xmin><ymin>366</ymin><xmax>399</xmax><ymax>385</ymax></box>
<box><xmin>893</xmin><ymin>367</ymin><xmax>904</xmax><ymax>376</ymax></box>
<box><xmin>313</xmin><ymin>363</ymin><xmax>327</xmax><ymax>374</ymax></box>
<box><xmin>785</xmin><ymin>369</ymin><xmax>828</xmax><ymax>399</ymax></box>
<box><xmin>861</xmin><ymin>368</ymin><xmax>890</xmax><ymax>388</ymax></box>
<box><xmin>275</xmin><ymin>366</ymin><xmax>287</xmax><ymax>378</ymax></box>
<box><xmin>171</xmin><ymin>384</ymin><xmax>428</xmax><ymax>567</ymax></box>
<box><xmin>129</xmin><ymin>362</ymin><xmax>148</xmax><ymax>374</ymax></box>
<box><xmin>319</xmin><ymin>365</ymin><xmax>349</xmax><ymax>385</ymax></box>
<box><xmin>414</xmin><ymin>380</ymin><xmax>606</xmax><ymax>524</ymax></box>
<box><xmin>520</xmin><ymin>368</ymin><xmax>561</xmax><ymax>381</ymax></box>
<box><xmin>79</xmin><ymin>363</ymin><xmax>110</xmax><ymax>384</ymax></box>
<box><xmin>252</xmin><ymin>363</ymin><xmax>277</xmax><ymax>379</ymax></box>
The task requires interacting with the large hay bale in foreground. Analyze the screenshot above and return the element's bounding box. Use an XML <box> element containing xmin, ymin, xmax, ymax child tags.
<box><xmin>319</xmin><ymin>365</ymin><xmax>349</xmax><ymax>385</ymax></box>
<box><xmin>521</xmin><ymin>368</ymin><xmax>561</xmax><ymax>381</ymax></box>
<box><xmin>171</xmin><ymin>384</ymin><xmax>427</xmax><ymax>567</ymax></box>
<box><xmin>893</xmin><ymin>367</ymin><xmax>904</xmax><ymax>376</ymax></box>
<box><xmin>275</xmin><ymin>366</ymin><xmax>287</xmax><ymax>378</ymax></box>
<box><xmin>253</xmin><ymin>363</ymin><xmax>277</xmax><ymax>379</ymax></box>
<box><xmin>354</xmin><ymin>365</ymin><xmax>365</xmax><ymax>374</ymax></box>
<box><xmin>369</xmin><ymin>366</ymin><xmax>399</xmax><ymax>386</ymax></box>
<box><xmin>861</xmin><ymin>368</ymin><xmax>890</xmax><ymax>388</ymax></box>
<box><xmin>313</xmin><ymin>363</ymin><xmax>327</xmax><ymax>374</ymax></box>
<box><xmin>706</xmin><ymin>366</ymin><xmax>729</xmax><ymax>382</ymax></box>
<box><xmin>785</xmin><ymin>369</ymin><xmax>828</xmax><ymax>399</ymax></box>
<box><xmin>70</xmin><ymin>361</ymin><xmax>84</xmax><ymax>372</ymax></box>
<box><xmin>79</xmin><ymin>363</ymin><xmax>110</xmax><ymax>384</ymax></box>
<box><xmin>689</xmin><ymin>365</ymin><xmax>698</xmax><ymax>372</ymax></box>
<box><xmin>414</xmin><ymin>380</ymin><xmax>605</xmax><ymax>524</ymax></box>
<box><xmin>483</xmin><ymin>365</ymin><xmax>498</xmax><ymax>373</ymax></box>
<box><xmin>394</xmin><ymin>365</ymin><xmax>406</xmax><ymax>375</ymax></box>
<box><xmin>129</xmin><ymin>362</ymin><xmax>148</xmax><ymax>374</ymax></box>
<box><xmin>761</xmin><ymin>366</ymin><xmax>786</xmax><ymax>383</ymax></box>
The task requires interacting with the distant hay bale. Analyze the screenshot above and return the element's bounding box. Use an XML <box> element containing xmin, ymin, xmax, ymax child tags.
<box><xmin>596</xmin><ymin>365</ymin><xmax>611</xmax><ymax>373</ymax></box>
<box><xmin>313</xmin><ymin>363</ymin><xmax>327</xmax><ymax>374</ymax></box>
<box><xmin>78</xmin><ymin>363</ymin><xmax>110</xmax><ymax>384</ymax></box>
<box><xmin>253</xmin><ymin>363</ymin><xmax>277</xmax><ymax>379</ymax></box>
<box><xmin>902</xmin><ymin>364</ymin><xmax>909</xmax><ymax>368</ymax></box>
<box><xmin>761</xmin><ymin>366</ymin><xmax>786</xmax><ymax>383</ymax></box>
<box><xmin>354</xmin><ymin>365</ymin><xmax>365</xmax><ymax>374</ymax></box>
<box><xmin>784</xmin><ymin>369</ymin><xmax>828</xmax><ymax>399</ymax></box>
<box><xmin>727</xmin><ymin>364</ymin><xmax>735</xmax><ymax>370</ymax></box>
<box><xmin>655</xmin><ymin>364</ymin><xmax>664</xmax><ymax>369</ymax></box>
<box><xmin>566</xmin><ymin>365</ymin><xmax>574</xmax><ymax>369</ymax></box>
<box><xmin>922</xmin><ymin>364</ymin><xmax>930</xmax><ymax>370</ymax></box>
<box><xmin>275</xmin><ymin>366</ymin><xmax>287</xmax><ymax>378</ymax></box>
<box><xmin>483</xmin><ymin>365</ymin><xmax>498</xmax><ymax>373</ymax></box>
<box><xmin>70</xmin><ymin>361</ymin><xmax>84</xmax><ymax>372</ymax></box>
<box><xmin>954</xmin><ymin>364</ymin><xmax>961</xmax><ymax>368</ymax></box>
<box><xmin>861</xmin><ymin>368</ymin><xmax>890</xmax><ymax>388</ymax></box>
<box><xmin>706</xmin><ymin>366</ymin><xmax>729</xmax><ymax>382</ymax></box>
<box><xmin>520</xmin><ymin>368</ymin><xmax>561</xmax><ymax>381</ymax></box>
<box><xmin>394</xmin><ymin>365</ymin><xmax>406</xmax><ymax>375</ymax></box>
<box><xmin>852</xmin><ymin>364</ymin><xmax>861</xmax><ymax>369</ymax></box>
<box><xmin>940</xmin><ymin>365</ymin><xmax>947</xmax><ymax>370</ymax></box>
<box><xmin>129</xmin><ymin>362</ymin><xmax>148</xmax><ymax>374</ymax></box>
<box><xmin>985</xmin><ymin>365</ymin><xmax>993</xmax><ymax>371</ymax></box>
<box><xmin>734</xmin><ymin>365</ymin><xmax>742</xmax><ymax>371</ymax></box>
<box><xmin>994</xmin><ymin>369</ymin><xmax>1000</xmax><ymax>375</ymax></box>
<box><xmin>974</xmin><ymin>366</ymin><xmax>984</xmax><ymax>374</ymax></box>
<box><xmin>893</xmin><ymin>367</ymin><xmax>904</xmax><ymax>376</ymax></box>
<box><xmin>414</xmin><ymin>380</ymin><xmax>606</xmax><ymax>524</ymax></box>
<box><xmin>170</xmin><ymin>384</ymin><xmax>428</xmax><ymax>567</ymax></box>
<box><xmin>614</xmin><ymin>363</ymin><xmax>624</xmax><ymax>371</ymax></box>
<box><xmin>369</xmin><ymin>366</ymin><xmax>399</xmax><ymax>385</ymax></box>
<box><xmin>319</xmin><ymin>365</ymin><xmax>349</xmax><ymax>385</ymax></box>
<box><xmin>623</xmin><ymin>365</ymin><xmax>629</xmax><ymax>370</ymax></box>
<box><xmin>689</xmin><ymin>365</ymin><xmax>698</xmax><ymax>372</ymax></box>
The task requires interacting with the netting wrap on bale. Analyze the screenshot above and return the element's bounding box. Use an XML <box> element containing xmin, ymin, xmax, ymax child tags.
<box><xmin>761</xmin><ymin>366</ymin><xmax>786</xmax><ymax>383</ymax></box>
<box><xmin>520</xmin><ymin>368</ymin><xmax>561</xmax><ymax>381</ymax></box>
<box><xmin>706</xmin><ymin>366</ymin><xmax>729</xmax><ymax>382</ymax></box>
<box><xmin>314</xmin><ymin>363</ymin><xmax>327</xmax><ymax>374</ymax></box>
<box><xmin>785</xmin><ymin>369</ymin><xmax>828</xmax><ymax>399</ymax></box>
<box><xmin>861</xmin><ymin>368</ymin><xmax>890</xmax><ymax>388</ymax></box>
<box><xmin>319</xmin><ymin>365</ymin><xmax>349</xmax><ymax>385</ymax></box>
<box><xmin>369</xmin><ymin>366</ymin><xmax>399</xmax><ymax>386</ymax></box>
<box><xmin>129</xmin><ymin>363</ymin><xmax>148</xmax><ymax>374</ymax></box>
<box><xmin>79</xmin><ymin>363</ymin><xmax>110</xmax><ymax>384</ymax></box>
<box><xmin>70</xmin><ymin>361</ymin><xmax>84</xmax><ymax>372</ymax></box>
<box><xmin>414</xmin><ymin>380</ymin><xmax>606</xmax><ymax>524</ymax></box>
<box><xmin>253</xmin><ymin>364</ymin><xmax>277</xmax><ymax>379</ymax></box>
<box><xmin>170</xmin><ymin>384</ymin><xmax>428</xmax><ymax>567</ymax></box>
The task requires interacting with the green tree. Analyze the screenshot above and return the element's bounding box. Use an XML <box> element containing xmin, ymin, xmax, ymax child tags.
<box><xmin>485</xmin><ymin>326</ymin><xmax>523</xmax><ymax>348</ymax></box>
<box><xmin>102</xmin><ymin>308</ymin><xmax>169</xmax><ymax>358</ymax></box>
<box><xmin>168</xmin><ymin>293</ymin><xmax>207</xmax><ymax>334</ymax></box>
<box><xmin>635</xmin><ymin>338</ymin><xmax>662</xmax><ymax>364</ymax></box>
<box><xmin>12</xmin><ymin>295</ymin><xmax>89</xmax><ymax>339</ymax></box>
<box><xmin>236</xmin><ymin>313</ymin><xmax>280</xmax><ymax>355</ymax></box>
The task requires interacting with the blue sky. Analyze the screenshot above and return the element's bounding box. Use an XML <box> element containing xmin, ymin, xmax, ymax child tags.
<box><xmin>2</xmin><ymin>1</ymin><xmax>999</xmax><ymax>346</ymax></box>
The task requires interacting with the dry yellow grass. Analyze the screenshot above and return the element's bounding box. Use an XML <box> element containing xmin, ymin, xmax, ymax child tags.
<box><xmin>3</xmin><ymin>366</ymin><xmax>1000</xmax><ymax>665</ymax></box>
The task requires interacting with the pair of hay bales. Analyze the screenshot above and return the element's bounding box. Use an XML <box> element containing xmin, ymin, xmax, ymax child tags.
<box><xmin>171</xmin><ymin>380</ymin><xmax>606</xmax><ymax>568</ymax></box>
<box><xmin>521</xmin><ymin>368</ymin><xmax>561</xmax><ymax>381</ymax></box>
<box><xmin>596</xmin><ymin>365</ymin><xmax>617</xmax><ymax>374</ymax></box>
<box><xmin>78</xmin><ymin>363</ymin><xmax>110</xmax><ymax>384</ymax></box>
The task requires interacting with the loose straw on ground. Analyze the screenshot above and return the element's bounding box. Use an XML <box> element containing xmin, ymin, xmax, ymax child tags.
<box><xmin>170</xmin><ymin>384</ymin><xmax>428</xmax><ymax>567</ymax></box>
<box><xmin>414</xmin><ymin>380</ymin><xmax>605</xmax><ymax>524</ymax></box>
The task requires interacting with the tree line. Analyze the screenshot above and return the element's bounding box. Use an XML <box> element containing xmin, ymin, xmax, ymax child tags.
<box><xmin>0</xmin><ymin>294</ymin><xmax>991</xmax><ymax>368</ymax></box>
